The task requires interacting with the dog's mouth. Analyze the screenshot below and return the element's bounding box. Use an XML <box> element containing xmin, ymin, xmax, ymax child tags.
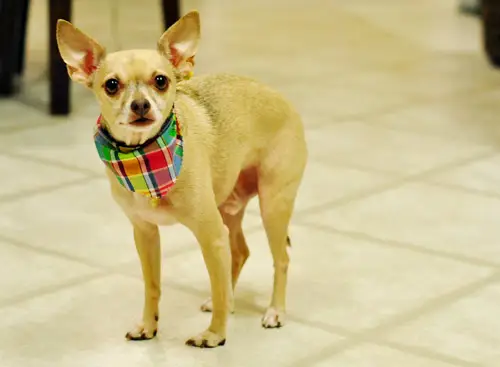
<box><xmin>129</xmin><ymin>117</ymin><xmax>155</xmax><ymax>127</ymax></box>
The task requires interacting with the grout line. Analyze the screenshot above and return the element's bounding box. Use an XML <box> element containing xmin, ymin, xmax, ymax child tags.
<box><xmin>307</xmin><ymin>101</ymin><xmax>423</xmax><ymax>129</ymax></box>
<box><xmin>313</xmin><ymin>157</ymin><xmax>403</xmax><ymax>176</ymax></box>
<box><xmin>298</xmin><ymin>221</ymin><xmax>500</xmax><ymax>269</ymax></box>
<box><xmin>157</xmin><ymin>278</ymin><xmax>485</xmax><ymax>367</ymax></box>
<box><xmin>0</xmin><ymin>223</ymin><xmax>264</xmax><ymax>309</ymax></box>
<box><xmin>0</xmin><ymin>240</ymin><xmax>489</xmax><ymax>367</ymax></box>
<box><xmin>287</xmin><ymin>271</ymin><xmax>500</xmax><ymax>367</ymax></box>
<box><xmin>0</xmin><ymin>234</ymin><xmax>107</xmax><ymax>270</ymax></box>
<box><xmin>109</xmin><ymin>224</ymin><xmax>264</xmax><ymax>274</ymax></box>
<box><xmin>295</xmin><ymin>149</ymin><xmax>498</xmax><ymax>218</ymax></box>
<box><xmin>0</xmin><ymin>177</ymin><xmax>101</xmax><ymax>204</ymax></box>
<box><xmin>0</xmin><ymin>224</ymin><xmax>263</xmax><ymax>309</ymax></box>
<box><xmin>361</xmin><ymin>119</ymin><xmax>499</xmax><ymax>149</ymax></box>
<box><xmin>0</xmin><ymin>120</ymin><xmax>64</xmax><ymax>135</ymax></box>
<box><xmin>0</xmin><ymin>238</ymin><xmax>195</xmax><ymax>310</ymax></box>
<box><xmin>105</xmin><ymin>244</ymin><xmax>496</xmax><ymax>367</ymax></box>
<box><xmin>0</xmin><ymin>221</ymin><xmax>494</xmax><ymax>367</ymax></box>
<box><xmin>377</xmin><ymin>341</ymin><xmax>484</xmax><ymax>367</ymax></box>
<box><xmin>321</xmin><ymin>74</ymin><xmax>500</xmax><ymax>131</ymax></box>
<box><xmin>422</xmin><ymin>180</ymin><xmax>500</xmax><ymax>202</ymax></box>
<box><xmin>276</xmin><ymin>311</ymin><xmax>482</xmax><ymax>367</ymax></box>
<box><xmin>0</xmin><ymin>150</ymin><xmax>102</xmax><ymax>178</ymax></box>
<box><xmin>0</xmin><ymin>272</ymin><xmax>110</xmax><ymax>309</ymax></box>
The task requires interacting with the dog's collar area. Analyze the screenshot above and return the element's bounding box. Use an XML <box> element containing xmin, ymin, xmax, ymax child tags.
<box><xmin>94</xmin><ymin>109</ymin><xmax>184</xmax><ymax>200</ymax></box>
<box><xmin>97</xmin><ymin>109</ymin><xmax>178</xmax><ymax>152</ymax></box>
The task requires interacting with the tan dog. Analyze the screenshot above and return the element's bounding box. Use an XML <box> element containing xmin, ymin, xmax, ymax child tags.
<box><xmin>56</xmin><ymin>10</ymin><xmax>307</xmax><ymax>348</ymax></box>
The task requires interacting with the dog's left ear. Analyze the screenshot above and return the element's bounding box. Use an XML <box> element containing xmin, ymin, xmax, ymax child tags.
<box><xmin>158</xmin><ymin>11</ymin><xmax>200</xmax><ymax>78</ymax></box>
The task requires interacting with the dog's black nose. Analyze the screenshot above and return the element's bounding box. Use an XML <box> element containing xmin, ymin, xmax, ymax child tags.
<box><xmin>131</xmin><ymin>99</ymin><xmax>151</xmax><ymax>116</ymax></box>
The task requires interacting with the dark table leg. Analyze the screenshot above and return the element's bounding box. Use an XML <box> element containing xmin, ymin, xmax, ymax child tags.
<box><xmin>0</xmin><ymin>0</ymin><xmax>19</xmax><ymax>96</ymax></box>
<box><xmin>483</xmin><ymin>0</ymin><xmax>500</xmax><ymax>67</ymax></box>
<box><xmin>161</xmin><ymin>0</ymin><xmax>180</xmax><ymax>30</ymax></box>
<box><xmin>49</xmin><ymin>0</ymin><xmax>72</xmax><ymax>115</ymax></box>
<box><xmin>15</xmin><ymin>0</ymin><xmax>30</xmax><ymax>75</ymax></box>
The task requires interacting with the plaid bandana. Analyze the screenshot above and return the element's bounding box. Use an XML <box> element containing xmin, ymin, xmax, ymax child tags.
<box><xmin>94</xmin><ymin>111</ymin><xmax>183</xmax><ymax>199</ymax></box>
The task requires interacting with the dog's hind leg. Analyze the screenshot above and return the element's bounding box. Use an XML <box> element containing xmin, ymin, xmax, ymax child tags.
<box><xmin>257</xmin><ymin>122</ymin><xmax>307</xmax><ymax>328</ymax></box>
<box><xmin>258</xmin><ymin>181</ymin><xmax>298</xmax><ymax>328</ymax></box>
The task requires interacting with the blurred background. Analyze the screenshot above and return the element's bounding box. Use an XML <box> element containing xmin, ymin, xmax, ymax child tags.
<box><xmin>1</xmin><ymin>0</ymin><xmax>500</xmax><ymax>366</ymax></box>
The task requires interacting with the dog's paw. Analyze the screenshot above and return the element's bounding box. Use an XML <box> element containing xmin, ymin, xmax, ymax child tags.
<box><xmin>200</xmin><ymin>297</ymin><xmax>235</xmax><ymax>314</ymax></box>
<box><xmin>261</xmin><ymin>308</ymin><xmax>285</xmax><ymax>328</ymax></box>
<box><xmin>185</xmin><ymin>330</ymin><xmax>226</xmax><ymax>348</ymax></box>
<box><xmin>125</xmin><ymin>322</ymin><xmax>158</xmax><ymax>341</ymax></box>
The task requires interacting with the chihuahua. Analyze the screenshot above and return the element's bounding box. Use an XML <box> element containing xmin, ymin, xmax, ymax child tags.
<box><xmin>56</xmin><ymin>10</ymin><xmax>307</xmax><ymax>348</ymax></box>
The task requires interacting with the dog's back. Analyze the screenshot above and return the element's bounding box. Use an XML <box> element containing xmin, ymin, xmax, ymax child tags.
<box><xmin>175</xmin><ymin>73</ymin><xmax>307</xmax><ymax>207</ymax></box>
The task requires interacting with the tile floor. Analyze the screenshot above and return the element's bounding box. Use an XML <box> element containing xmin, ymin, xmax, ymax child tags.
<box><xmin>1</xmin><ymin>0</ymin><xmax>500</xmax><ymax>366</ymax></box>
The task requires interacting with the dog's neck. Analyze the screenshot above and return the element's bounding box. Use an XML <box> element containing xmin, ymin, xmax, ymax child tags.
<box><xmin>100</xmin><ymin>109</ymin><xmax>177</xmax><ymax>149</ymax></box>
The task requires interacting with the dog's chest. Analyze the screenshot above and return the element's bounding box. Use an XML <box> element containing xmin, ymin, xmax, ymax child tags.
<box><xmin>110</xmin><ymin>178</ymin><xmax>178</xmax><ymax>225</ymax></box>
<box><xmin>131</xmin><ymin>198</ymin><xmax>178</xmax><ymax>225</ymax></box>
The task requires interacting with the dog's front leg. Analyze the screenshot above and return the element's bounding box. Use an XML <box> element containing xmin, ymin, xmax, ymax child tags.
<box><xmin>126</xmin><ymin>219</ymin><xmax>161</xmax><ymax>341</ymax></box>
<box><xmin>185</xmin><ymin>213</ymin><xmax>232</xmax><ymax>348</ymax></box>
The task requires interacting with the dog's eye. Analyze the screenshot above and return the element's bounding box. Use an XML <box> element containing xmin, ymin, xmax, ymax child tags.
<box><xmin>154</xmin><ymin>75</ymin><xmax>168</xmax><ymax>91</ymax></box>
<box><xmin>104</xmin><ymin>78</ymin><xmax>120</xmax><ymax>96</ymax></box>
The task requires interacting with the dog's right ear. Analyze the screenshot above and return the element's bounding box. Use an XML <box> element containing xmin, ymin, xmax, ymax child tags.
<box><xmin>56</xmin><ymin>20</ymin><xmax>106</xmax><ymax>87</ymax></box>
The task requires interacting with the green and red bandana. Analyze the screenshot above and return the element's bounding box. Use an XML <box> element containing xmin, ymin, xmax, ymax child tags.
<box><xmin>94</xmin><ymin>111</ymin><xmax>183</xmax><ymax>199</ymax></box>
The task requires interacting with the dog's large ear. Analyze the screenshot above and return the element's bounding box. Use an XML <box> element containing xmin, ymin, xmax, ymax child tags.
<box><xmin>158</xmin><ymin>11</ymin><xmax>200</xmax><ymax>79</ymax></box>
<box><xmin>56</xmin><ymin>20</ymin><xmax>106</xmax><ymax>87</ymax></box>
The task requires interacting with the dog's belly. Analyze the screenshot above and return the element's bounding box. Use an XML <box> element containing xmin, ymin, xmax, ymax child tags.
<box><xmin>219</xmin><ymin>167</ymin><xmax>258</xmax><ymax>215</ymax></box>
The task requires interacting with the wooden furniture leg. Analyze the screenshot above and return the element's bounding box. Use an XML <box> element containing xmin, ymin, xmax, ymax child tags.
<box><xmin>0</xmin><ymin>0</ymin><xmax>18</xmax><ymax>96</ymax></box>
<box><xmin>49</xmin><ymin>0</ymin><xmax>72</xmax><ymax>115</ymax></box>
<box><xmin>161</xmin><ymin>0</ymin><xmax>180</xmax><ymax>30</ymax></box>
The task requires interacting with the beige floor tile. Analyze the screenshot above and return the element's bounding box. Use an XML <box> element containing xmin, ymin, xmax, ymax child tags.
<box><xmin>426</xmin><ymin>154</ymin><xmax>500</xmax><ymax>196</ymax></box>
<box><xmin>282</xmin><ymin>84</ymin><xmax>411</xmax><ymax>122</ymax></box>
<box><xmin>338</xmin><ymin>0</ymin><xmax>481</xmax><ymax>53</ymax></box>
<box><xmin>0</xmin><ymin>274</ymin><xmax>342</xmax><ymax>367</ymax></box>
<box><xmin>0</xmin><ymin>100</ymin><xmax>60</xmax><ymax>133</ymax></box>
<box><xmin>0</xmin><ymin>113</ymin><xmax>104</xmax><ymax>174</ymax></box>
<box><xmin>306</xmin><ymin>122</ymin><xmax>491</xmax><ymax>175</ymax></box>
<box><xmin>371</xmin><ymin>91</ymin><xmax>500</xmax><ymax>146</ymax></box>
<box><xmin>306</xmin><ymin>182</ymin><xmax>500</xmax><ymax>263</ymax></box>
<box><xmin>385</xmin><ymin>282</ymin><xmax>500</xmax><ymax>366</ymax></box>
<box><xmin>0</xmin><ymin>179</ymin><xmax>262</xmax><ymax>267</ymax></box>
<box><xmin>0</xmin><ymin>240</ymin><xmax>98</xmax><ymax>305</ymax></box>
<box><xmin>339</xmin><ymin>55</ymin><xmax>500</xmax><ymax>103</ymax></box>
<box><xmin>122</xmin><ymin>224</ymin><xmax>491</xmax><ymax>332</ymax></box>
<box><xmin>0</xmin><ymin>153</ymin><xmax>87</xmax><ymax>199</ymax></box>
<box><xmin>312</xmin><ymin>344</ymin><xmax>457</xmax><ymax>367</ymax></box>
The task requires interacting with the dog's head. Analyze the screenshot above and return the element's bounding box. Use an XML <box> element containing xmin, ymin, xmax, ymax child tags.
<box><xmin>56</xmin><ymin>11</ymin><xmax>200</xmax><ymax>145</ymax></box>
